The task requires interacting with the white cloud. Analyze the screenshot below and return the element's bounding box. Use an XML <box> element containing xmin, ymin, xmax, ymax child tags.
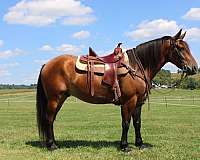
<box><xmin>0</xmin><ymin>62</ymin><xmax>20</xmax><ymax>77</ymax></box>
<box><xmin>3</xmin><ymin>62</ymin><xmax>20</xmax><ymax>68</ymax></box>
<box><xmin>125</xmin><ymin>19</ymin><xmax>180</xmax><ymax>41</ymax></box>
<box><xmin>0</xmin><ymin>40</ymin><xmax>4</xmax><ymax>47</ymax></box>
<box><xmin>185</xmin><ymin>28</ymin><xmax>200</xmax><ymax>41</ymax></box>
<box><xmin>183</xmin><ymin>8</ymin><xmax>200</xmax><ymax>20</ymax></box>
<box><xmin>39</xmin><ymin>43</ymin><xmax>83</xmax><ymax>54</ymax></box>
<box><xmin>57</xmin><ymin>44</ymin><xmax>83</xmax><ymax>54</ymax></box>
<box><xmin>0</xmin><ymin>48</ymin><xmax>24</xmax><ymax>59</ymax></box>
<box><xmin>34</xmin><ymin>59</ymin><xmax>49</xmax><ymax>65</ymax></box>
<box><xmin>63</xmin><ymin>15</ymin><xmax>96</xmax><ymax>25</ymax></box>
<box><xmin>72</xmin><ymin>30</ymin><xmax>90</xmax><ymax>39</ymax></box>
<box><xmin>39</xmin><ymin>45</ymin><xmax>54</xmax><ymax>51</ymax></box>
<box><xmin>4</xmin><ymin>0</ymin><xmax>96</xmax><ymax>27</ymax></box>
<box><xmin>22</xmin><ymin>72</ymin><xmax>39</xmax><ymax>84</ymax></box>
<box><xmin>0</xmin><ymin>68</ymin><xmax>10</xmax><ymax>77</ymax></box>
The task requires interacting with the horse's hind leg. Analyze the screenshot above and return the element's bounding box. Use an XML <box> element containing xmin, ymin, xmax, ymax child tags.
<box><xmin>45</xmin><ymin>98</ymin><xmax>58</xmax><ymax>150</ymax></box>
<box><xmin>46</xmin><ymin>95</ymin><xmax>68</xmax><ymax>150</ymax></box>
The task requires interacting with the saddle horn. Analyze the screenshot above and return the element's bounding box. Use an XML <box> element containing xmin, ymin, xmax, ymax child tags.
<box><xmin>117</xmin><ymin>43</ymin><xmax>123</xmax><ymax>48</ymax></box>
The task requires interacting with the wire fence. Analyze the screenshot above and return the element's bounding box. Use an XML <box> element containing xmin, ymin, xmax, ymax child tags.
<box><xmin>0</xmin><ymin>95</ymin><xmax>200</xmax><ymax>108</ymax></box>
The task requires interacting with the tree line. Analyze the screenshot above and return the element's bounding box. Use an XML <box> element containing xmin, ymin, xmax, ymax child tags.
<box><xmin>153</xmin><ymin>69</ymin><xmax>200</xmax><ymax>90</ymax></box>
<box><xmin>0</xmin><ymin>84</ymin><xmax>36</xmax><ymax>89</ymax></box>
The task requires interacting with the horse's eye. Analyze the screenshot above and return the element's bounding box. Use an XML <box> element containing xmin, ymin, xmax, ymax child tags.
<box><xmin>179</xmin><ymin>47</ymin><xmax>185</xmax><ymax>51</ymax></box>
<box><xmin>176</xmin><ymin>45</ymin><xmax>184</xmax><ymax>51</ymax></box>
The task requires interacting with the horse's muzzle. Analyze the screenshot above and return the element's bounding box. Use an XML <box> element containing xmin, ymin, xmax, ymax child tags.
<box><xmin>183</xmin><ymin>65</ymin><xmax>198</xmax><ymax>75</ymax></box>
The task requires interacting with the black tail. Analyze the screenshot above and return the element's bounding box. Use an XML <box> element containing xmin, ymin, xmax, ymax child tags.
<box><xmin>36</xmin><ymin>65</ymin><xmax>48</xmax><ymax>144</ymax></box>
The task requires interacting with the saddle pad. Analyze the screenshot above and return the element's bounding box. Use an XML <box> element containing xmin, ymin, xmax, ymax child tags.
<box><xmin>75</xmin><ymin>52</ymin><xmax>129</xmax><ymax>75</ymax></box>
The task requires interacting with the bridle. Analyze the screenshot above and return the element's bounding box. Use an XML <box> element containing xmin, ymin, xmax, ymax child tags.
<box><xmin>170</xmin><ymin>39</ymin><xmax>188</xmax><ymax>73</ymax></box>
<box><xmin>151</xmin><ymin>39</ymin><xmax>189</xmax><ymax>93</ymax></box>
<box><xmin>126</xmin><ymin>40</ymin><xmax>189</xmax><ymax>99</ymax></box>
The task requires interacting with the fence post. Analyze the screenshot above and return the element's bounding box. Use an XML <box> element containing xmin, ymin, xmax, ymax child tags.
<box><xmin>165</xmin><ymin>96</ymin><xmax>167</xmax><ymax>109</ymax></box>
<box><xmin>8</xmin><ymin>99</ymin><xmax>10</xmax><ymax>106</ymax></box>
<box><xmin>193</xmin><ymin>96</ymin><xmax>194</xmax><ymax>105</ymax></box>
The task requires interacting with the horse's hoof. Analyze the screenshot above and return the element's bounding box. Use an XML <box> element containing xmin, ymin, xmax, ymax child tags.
<box><xmin>121</xmin><ymin>147</ymin><xmax>131</xmax><ymax>152</ymax></box>
<box><xmin>138</xmin><ymin>143</ymin><xmax>153</xmax><ymax>150</ymax></box>
<box><xmin>47</xmin><ymin>143</ymin><xmax>58</xmax><ymax>151</ymax></box>
<box><xmin>120</xmin><ymin>142</ymin><xmax>131</xmax><ymax>152</ymax></box>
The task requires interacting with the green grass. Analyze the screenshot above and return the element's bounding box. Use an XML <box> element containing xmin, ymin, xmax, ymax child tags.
<box><xmin>0</xmin><ymin>89</ymin><xmax>200</xmax><ymax>160</ymax></box>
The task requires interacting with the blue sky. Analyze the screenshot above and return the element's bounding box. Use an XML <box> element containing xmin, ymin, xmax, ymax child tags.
<box><xmin>0</xmin><ymin>0</ymin><xmax>199</xmax><ymax>84</ymax></box>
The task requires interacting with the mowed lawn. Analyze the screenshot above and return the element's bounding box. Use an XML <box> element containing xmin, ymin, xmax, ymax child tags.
<box><xmin>0</xmin><ymin>89</ymin><xmax>199</xmax><ymax>160</ymax></box>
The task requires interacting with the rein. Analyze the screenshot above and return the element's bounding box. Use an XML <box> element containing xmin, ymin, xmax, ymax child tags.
<box><xmin>125</xmin><ymin>49</ymin><xmax>151</xmax><ymax>108</ymax></box>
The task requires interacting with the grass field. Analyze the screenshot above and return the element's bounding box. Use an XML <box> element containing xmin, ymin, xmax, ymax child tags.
<box><xmin>0</xmin><ymin>89</ymin><xmax>199</xmax><ymax>160</ymax></box>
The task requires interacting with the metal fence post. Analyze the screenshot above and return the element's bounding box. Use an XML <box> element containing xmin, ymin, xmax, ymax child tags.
<box><xmin>165</xmin><ymin>96</ymin><xmax>167</xmax><ymax>108</ymax></box>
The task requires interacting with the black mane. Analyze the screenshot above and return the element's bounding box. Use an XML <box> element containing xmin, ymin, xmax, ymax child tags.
<box><xmin>134</xmin><ymin>36</ymin><xmax>172</xmax><ymax>69</ymax></box>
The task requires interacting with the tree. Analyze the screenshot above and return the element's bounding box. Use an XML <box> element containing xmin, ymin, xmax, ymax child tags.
<box><xmin>180</xmin><ymin>77</ymin><xmax>200</xmax><ymax>90</ymax></box>
<box><xmin>153</xmin><ymin>69</ymin><xmax>171</xmax><ymax>86</ymax></box>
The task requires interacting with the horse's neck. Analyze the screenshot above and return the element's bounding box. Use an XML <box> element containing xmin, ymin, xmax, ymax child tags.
<box><xmin>134</xmin><ymin>38</ymin><xmax>171</xmax><ymax>81</ymax></box>
<box><xmin>145</xmin><ymin>58</ymin><xmax>166</xmax><ymax>81</ymax></box>
<box><xmin>137</xmin><ymin>48</ymin><xmax>167</xmax><ymax>81</ymax></box>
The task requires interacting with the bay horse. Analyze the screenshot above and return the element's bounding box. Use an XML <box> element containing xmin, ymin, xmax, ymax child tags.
<box><xmin>36</xmin><ymin>29</ymin><xmax>198</xmax><ymax>151</ymax></box>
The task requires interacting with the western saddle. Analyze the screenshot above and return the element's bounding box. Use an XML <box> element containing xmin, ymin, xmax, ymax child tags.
<box><xmin>79</xmin><ymin>43</ymin><xmax>126</xmax><ymax>103</ymax></box>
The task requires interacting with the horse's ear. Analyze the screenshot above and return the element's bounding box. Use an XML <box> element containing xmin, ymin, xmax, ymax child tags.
<box><xmin>173</xmin><ymin>29</ymin><xmax>182</xmax><ymax>40</ymax></box>
<box><xmin>180</xmin><ymin>31</ymin><xmax>186</xmax><ymax>40</ymax></box>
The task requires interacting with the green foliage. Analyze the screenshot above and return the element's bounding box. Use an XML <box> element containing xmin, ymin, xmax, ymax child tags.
<box><xmin>179</xmin><ymin>77</ymin><xmax>200</xmax><ymax>90</ymax></box>
<box><xmin>154</xmin><ymin>69</ymin><xmax>200</xmax><ymax>89</ymax></box>
<box><xmin>153</xmin><ymin>69</ymin><xmax>171</xmax><ymax>86</ymax></box>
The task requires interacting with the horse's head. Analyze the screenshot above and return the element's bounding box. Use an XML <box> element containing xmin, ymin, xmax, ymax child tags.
<box><xmin>167</xmin><ymin>29</ymin><xmax>198</xmax><ymax>75</ymax></box>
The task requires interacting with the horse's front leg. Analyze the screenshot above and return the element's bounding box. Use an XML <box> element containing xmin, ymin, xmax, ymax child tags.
<box><xmin>120</xmin><ymin>96</ymin><xmax>137</xmax><ymax>152</ymax></box>
<box><xmin>132</xmin><ymin>104</ymin><xmax>143</xmax><ymax>147</ymax></box>
<box><xmin>132</xmin><ymin>104</ymin><xmax>151</xmax><ymax>149</ymax></box>
<box><xmin>120</xmin><ymin>107</ymin><xmax>131</xmax><ymax>151</ymax></box>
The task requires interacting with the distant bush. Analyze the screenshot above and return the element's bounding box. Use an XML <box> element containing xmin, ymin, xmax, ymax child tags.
<box><xmin>154</xmin><ymin>69</ymin><xmax>200</xmax><ymax>89</ymax></box>
<box><xmin>153</xmin><ymin>69</ymin><xmax>171</xmax><ymax>86</ymax></box>
<box><xmin>179</xmin><ymin>77</ymin><xmax>200</xmax><ymax>90</ymax></box>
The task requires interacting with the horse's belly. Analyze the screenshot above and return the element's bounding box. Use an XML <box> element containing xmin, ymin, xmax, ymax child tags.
<box><xmin>71</xmin><ymin>88</ymin><xmax>114</xmax><ymax>104</ymax></box>
<box><xmin>70</xmin><ymin>74</ymin><xmax>114</xmax><ymax>104</ymax></box>
<box><xmin>73</xmin><ymin>94</ymin><xmax>113</xmax><ymax>104</ymax></box>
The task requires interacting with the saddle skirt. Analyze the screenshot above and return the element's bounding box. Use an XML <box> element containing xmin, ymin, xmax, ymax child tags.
<box><xmin>75</xmin><ymin>52</ymin><xmax>129</xmax><ymax>75</ymax></box>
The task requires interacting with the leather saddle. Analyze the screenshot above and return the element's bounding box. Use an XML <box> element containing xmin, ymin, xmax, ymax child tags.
<box><xmin>76</xmin><ymin>43</ymin><xmax>129</xmax><ymax>103</ymax></box>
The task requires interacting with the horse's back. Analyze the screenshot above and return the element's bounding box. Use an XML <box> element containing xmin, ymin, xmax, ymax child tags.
<box><xmin>41</xmin><ymin>54</ymin><xmax>77</xmax><ymax>96</ymax></box>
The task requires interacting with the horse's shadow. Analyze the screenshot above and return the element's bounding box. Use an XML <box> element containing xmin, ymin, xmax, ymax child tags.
<box><xmin>26</xmin><ymin>140</ymin><xmax>120</xmax><ymax>149</ymax></box>
<box><xmin>26</xmin><ymin>140</ymin><xmax>153</xmax><ymax>150</ymax></box>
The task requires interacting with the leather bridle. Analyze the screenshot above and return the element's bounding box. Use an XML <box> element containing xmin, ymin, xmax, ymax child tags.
<box><xmin>170</xmin><ymin>39</ymin><xmax>188</xmax><ymax>73</ymax></box>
